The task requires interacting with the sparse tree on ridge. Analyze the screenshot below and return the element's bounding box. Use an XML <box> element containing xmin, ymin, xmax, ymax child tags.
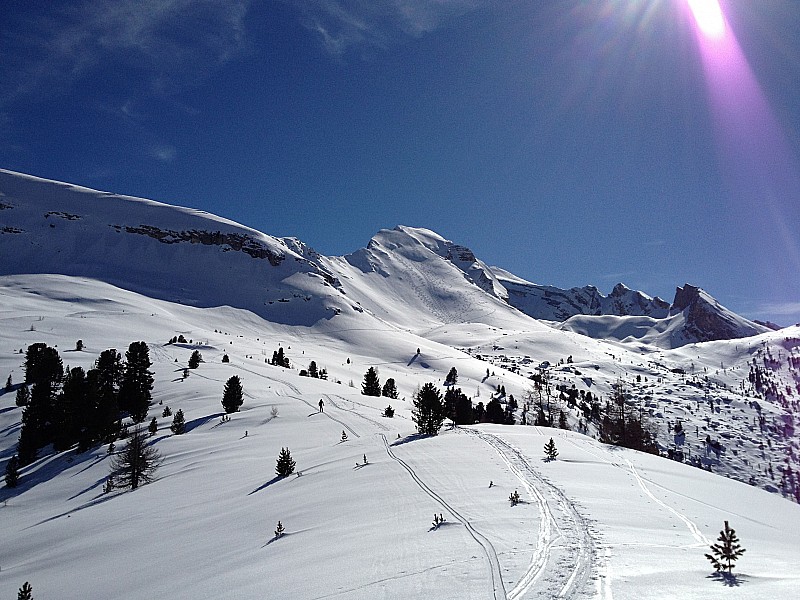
<box><xmin>362</xmin><ymin>367</ymin><xmax>381</xmax><ymax>397</ymax></box>
<box><xmin>222</xmin><ymin>375</ymin><xmax>244</xmax><ymax>413</ymax></box>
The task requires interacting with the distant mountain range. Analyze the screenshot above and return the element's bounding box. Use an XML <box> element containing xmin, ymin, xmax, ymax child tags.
<box><xmin>0</xmin><ymin>169</ymin><xmax>768</xmax><ymax>348</ymax></box>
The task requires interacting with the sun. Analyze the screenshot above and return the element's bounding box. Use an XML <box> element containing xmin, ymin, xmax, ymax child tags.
<box><xmin>686</xmin><ymin>0</ymin><xmax>726</xmax><ymax>39</ymax></box>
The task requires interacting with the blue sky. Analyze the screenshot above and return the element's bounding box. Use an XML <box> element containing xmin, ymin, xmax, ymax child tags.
<box><xmin>1</xmin><ymin>0</ymin><xmax>799</xmax><ymax>324</ymax></box>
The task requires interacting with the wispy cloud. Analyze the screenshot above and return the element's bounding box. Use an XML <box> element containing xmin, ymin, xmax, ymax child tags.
<box><xmin>757</xmin><ymin>301</ymin><xmax>800</xmax><ymax>317</ymax></box>
<box><xmin>284</xmin><ymin>0</ymin><xmax>484</xmax><ymax>55</ymax></box>
<box><xmin>150</xmin><ymin>144</ymin><xmax>177</xmax><ymax>162</ymax></box>
<box><xmin>0</xmin><ymin>1</ymin><xmax>252</xmax><ymax>105</ymax></box>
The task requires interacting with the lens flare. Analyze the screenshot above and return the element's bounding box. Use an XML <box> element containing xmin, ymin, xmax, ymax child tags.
<box><xmin>687</xmin><ymin>0</ymin><xmax>725</xmax><ymax>39</ymax></box>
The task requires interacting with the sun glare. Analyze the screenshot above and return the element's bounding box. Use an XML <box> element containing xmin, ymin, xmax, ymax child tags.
<box><xmin>687</xmin><ymin>0</ymin><xmax>726</xmax><ymax>39</ymax></box>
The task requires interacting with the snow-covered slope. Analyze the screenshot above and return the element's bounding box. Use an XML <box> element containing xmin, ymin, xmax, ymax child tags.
<box><xmin>0</xmin><ymin>169</ymin><xmax>348</xmax><ymax>326</ymax></box>
<box><xmin>1</xmin><ymin>275</ymin><xmax>799</xmax><ymax>599</ymax></box>
<box><xmin>1</xmin><ymin>168</ymin><xmax>766</xmax><ymax>348</ymax></box>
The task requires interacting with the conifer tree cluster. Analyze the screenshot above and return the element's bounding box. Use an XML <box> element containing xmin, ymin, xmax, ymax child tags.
<box><xmin>170</xmin><ymin>409</ymin><xmax>186</xmax><ymax>434</ymax></box>
<box><xmin>13</xmin><ymin>342</ymin><xmax>156</xmax><ymax>470</ymax></box>
<box><xmin>270</xmin><ymin>347</ymin><xmax>290</xmax><ymax>368</ymax></box>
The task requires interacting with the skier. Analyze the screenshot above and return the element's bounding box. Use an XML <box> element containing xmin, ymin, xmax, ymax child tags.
<box><xmin>318</xmin><ymin>398</ymin><xmax>324</xmax><ymax>413</ymax></box>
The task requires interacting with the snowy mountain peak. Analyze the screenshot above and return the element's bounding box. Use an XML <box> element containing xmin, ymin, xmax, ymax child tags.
<box><xmin>669</xmin><ymin>283</ymin><xmax>767</xmax><ymax>343</ymax></box>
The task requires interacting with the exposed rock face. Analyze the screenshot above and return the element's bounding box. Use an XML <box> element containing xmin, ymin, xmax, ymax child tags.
<box><xmin>670</xmin><ymin>284</ymin><xmax>767</xmax><ymax>343</ymax></box>
<box><xmin>111</xmin><ymin>225</ymin><xmax>286</xmax><ymax>265</ymax></box>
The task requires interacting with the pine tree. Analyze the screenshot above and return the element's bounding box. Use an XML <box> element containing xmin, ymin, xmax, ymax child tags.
<box><xmin>162</xmin><ymin>405</ymin><xmax>172</xmax><ymax>418</ymax></box>
<box><xmin>383</xmin><ymin>405</ymin><xmax>395</xmax><ymax>418</ymax></box>
<box><xmin>445</xmin><ymin>367</ymin><xmax>458</xmax><ymax>386</ymax></box>
<box><xmin>509</xmin><ymin>489</ymin><xmax>521</xmax><ymax>506</ymax></box>
<box><xmin>170</xmin><ymin>409</ymin><xmax>186</xmax><ymax>435</ymax></box>
<box><xmin>221</xmin><ymin>375</ymin><xmax>244</xmax><ymax>413</ymax></box>
<box><xmin>361</xmin><ymin>367</ymin><xmax>381</xmax><ymax>397</ymax></box>
<box><xmin>148</xmin><ymin>417</ymin><xmax>158</xmax><ymax>435</ymax></box>
<box><xmin>188</xmin><ymin>350</ymin><xmax>202</xmax><ymax>369</ymax></box>
<box><xmin>485</xmin><ymin>398</ymin><xmax>505</xmax><ymax>424</ymax></box>
<box><xmin>558</xmin><ymin>410</ymin><xmax>570</xmax><ymax>430</ymax></box>
<box><xmin>341</xmin><ymin>430</ymin><xmax>348</xmax><ymax>442</ymax></box>
<box><xmin>17</xmin><ymin>581</ymin><xmax>33</xmax><ymax>600</ymax></box>
<box><xmin>544</xmin><ymin>437</ymin><xmax>559</xmax><ymax>461</ymax></box>
<box><xmin>705</xmin><ymin>521</ymin><xmax>746</xmax><ymax>573</ymax></box>
<box><xmin>222</xmin><ymin>353</ymin><xmax>230</xmax><ymax>363</ymax></box>
<box><xmin>5</xmin><ymin>374</ymin><xmax>11</xmax><ymax>392</ymax></box>
<box><xmin>24</xmin><ymin>343</ymin><xmax>63</xmax><ymax>385</ymax></box>
<box><xmin>119</xmin><ymin>342</ymin><xmax>153</xmax><ymax>423</ymax></box>
<box><xmin>274</xmin><ymin>520</ymin><xmax>285</xmax><ymax>538</ymax></box>
<box><xmin>412</xmin><ymin>383</ymin><xmax>445</xmax><ymax>436</ymax></box>
<box><xmin>109</xmin><ymin>426</ymin><xmax>162</xmax><ymax>490</ymax></box>
<box><xmin>307</xmin><ymin>361</ymin><xmax>319</xmax><ymax>378</ymax></box>
<box><xmin>381</xmin><ymin>378</ymin><xmax>398</xmax><ymax>399</ymax></box>
<box><xmin>275</xmin><ymin>447</ymin><xmax>296</xmax><ymax>477</ymax></box>
<box><xmin>5</xmin><ymin>454</ymin><xmax>20</xmax><ymax>488</ymax></box>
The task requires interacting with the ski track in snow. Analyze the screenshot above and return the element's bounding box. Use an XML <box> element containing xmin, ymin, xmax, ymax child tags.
<box><xmin>560</xmin><ymin>437</ymin><xmax>711</xmax><ymax>547</ymax></box>
<box><xmin>380</xmin><ymin>433</ymin><xmax>507</xmax><ymax>600</ymax></box>
<box><xmin>463</xmin><ymin>429</ymin><xmax>597</xmax><ymax>600</ymax></box>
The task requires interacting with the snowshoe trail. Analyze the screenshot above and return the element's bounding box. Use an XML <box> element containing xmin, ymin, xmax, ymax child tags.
<box><xmin>380</xmin><ymin>433</ymin><xmax>507</xmax><ymax>600</ymax></box>
<box><xmin>465</xmin><ymin>429</ymin><xmax>597</xmax><ymax>600</ymax></box>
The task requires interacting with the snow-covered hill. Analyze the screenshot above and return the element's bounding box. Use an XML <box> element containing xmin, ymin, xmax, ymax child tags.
<box><xmin>0</xmin><ymin>275</ymin><xmax>799</xmax><ymax>599</ymax></box>
<box><xmin>0</xmin><ymin>169</ymin><xmax>767</xmax><ymax>348</ymax></box>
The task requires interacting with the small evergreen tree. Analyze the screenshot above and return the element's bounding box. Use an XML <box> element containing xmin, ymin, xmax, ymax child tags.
<box><xmin>162</xmin><ymin>405</ymin><xmax>172</xmax><ymax>417</ymax></box>
<box><xmin>170</xmin><ymin>409</ymin><xmax>186</xmax><ymax>435</ymax></box>
<box><xmin>341</xmin><ymin>430</ymin><xmax>348</xmax><ymax>442</ymax></box>
<box><xmin>705</xmin><ymin>521</ymin><xmax>745</xmax><ymax>573</ymax></box>
<box><xmin>307</xmin><ymin>361</ymin><xmax>319</xmax><ymax>378</ymax></box>
<box><xmin>5</xmin><ymin>374</ymin><xmax>11</xmax><ymax>392</ymax></box>
<box><xmin>383</xmin><ymin>405</ymin><xmax>395</xmax><ymax>418</ymax></box>
<box><xmin>76</xmin><ymin>339</ymin><xmax>84</xmax><ymax>351</ymax></box>
<box><xmin>5</xmin><ymin>454</ymin><xmax>20</xmax><ymax>488</ymax></box>
<box><xmin>544</xmin><ymin>437</ymin><xmax>559</xmax><ymax>461</ymax></box>
<box><xmin>445</xmin><ymin>367</ymin><xmax>458</xmax><ymax>386</ymax></box>
<box><xmin>222</xmin><ymin>375</ymin><xmax>244</xmax><ymax>413</ymax></box>
<box><xmin>222</xmin><ymin>353</ymin><xmax>230</xmax><ymax>363</ymax></box>
<box><xmin>109</xmin><ymin>426</ymin><xmax>162</xmax><ymax>490</ymax></box>
<box><xmin>18</xmin><ymin>582</ymin><xmax>33</xmax><ymax>600</ymax></box>
<box><xmin>275</xmin><ymin>447</ymin><xmax>296</xmax><ymax>477</ymax></box>
<box><xmin>188</xmin><ymin>350</ymin><xmax>202</xmax><ymax>369</ymax></box>
<box><xmin>509</xmin><ymin>489</ymin><xmax>521</xmax><ymax>506</ymax></box>
<box><xmin>381</xmin><ymin>378</ymin><xmax>398</xmax><ymax>399</ymax></box>
<box><xmin>148</xmin><ymin>417</ymin><xmax>158</xmax><ymax>435</ymax></box>
<box><xmin>274</xmin><ymin>520</ymin><xmax>285</xmax><ymax>538</ymax></box>
<box><xmin>361</xmin><ymin>367</ymin><xmax>381</xmax><ymax>397</ymax></box>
